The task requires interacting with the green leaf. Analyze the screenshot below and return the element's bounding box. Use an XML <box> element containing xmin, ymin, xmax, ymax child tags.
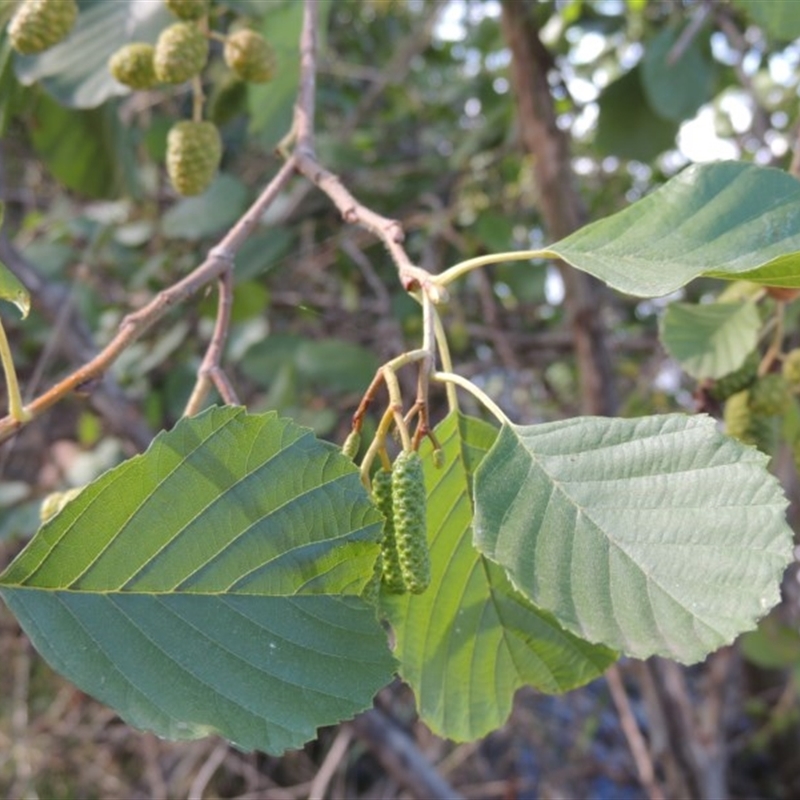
<box><xmin>659</xmin><ymin>301</ymin><xmax>761</xmax><ymax>379</ymax></box>
<box><xmin>161</xmin><ymin>174</ymin><xmax>250</xmax><ymax>240</ymax></box>
<box><xmin>473</xmin><ymin>414</ymin><xmax>794</xmax><ymax>664</ymax></box>
<box><xmin>0</xmin><ymin>204</ymin><xmax>29</xmax><ymax>319</ymax></box>
<box><xmin>383</xmin><ymin>413</ymin><xmax>616</xmax><ymax>742</ymax></box>
<box><xmin>547</xmin><ymin>162</ymin><xmax>800</xmax><ymax>297</ymax></box>
<box><xmin>595</xmin><ymin>66</ymin><xmax>679</xmax><ymax>162</ymax></box>
<box><xmin>0</xmin><ymin>408</ymin><xmax>395</xmax><ymax>753</ymax></box>
<box><xmin>641</xmin><ymin>24</ymin><xmax>714</xmax><ymax>123</ymax></box>
<box><xmin>27</xmin><ymin>92</ymin><xmax>133</xmax><ymax>199</ymax></box>
<box><xmin>734</xmin><ymin>0</ymin><xmax>800</xmax><ymax>41</ymax></box>
<box><xmin>13</xmin><ymin>0</ymin><xmax>172</xmax><ymax>109</ymax></box>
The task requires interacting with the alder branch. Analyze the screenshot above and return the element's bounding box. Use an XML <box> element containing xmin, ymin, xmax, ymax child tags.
<box><xmin>0</xmin><ymin>155</ymin><xmax>298</xmax><ymax>443</ymax></box>
<box><xmin>183</xmin><ymin>269</ymin><xmax>239</xmax><ymax>416</ymax></box>
<box><xmin>290</xmin><ymin>0</ymin><xmax>443</xmax><ymax>303</ymax></box>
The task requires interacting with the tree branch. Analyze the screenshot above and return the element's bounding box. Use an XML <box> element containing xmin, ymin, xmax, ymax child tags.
<box><xmin>500</xmin><ymin>0</ymin><xmax>617</xmax><ymax>416</ymax></box>
<box><xmin>0</xmin><ymin>155</ymin><xmax>298</xmax><ymax>443</ymax></box>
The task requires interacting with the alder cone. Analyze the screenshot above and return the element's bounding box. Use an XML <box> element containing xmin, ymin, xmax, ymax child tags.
<box><xmin>724</xmin><ymin>389</ymin><xmax>777</xmax><ymax>454</ymax></box>
<box><xmin>153</xmin><ymin>22</ymin><xmax>208</xmax><ymax>84</ymax></box>
<box><xmin>9</xmin><ymin>0</ymin><xmax>78</xmax><ymax>55</ymax></box>
<box><xmin>748</xmin><ymin>373</ymin><xmax>791</xmax><ymax>417</ymax></box>
<box><xmin>164</xmin><ymin>0</ymin><xmax>209</xmax><ymax>20</ymax></box>
<box><xmin>109</xmin><ymin>43</ymin><xmax>159</xmax><ymax>90</ymax></box>
<box><xmin>166</xmin><ymin>121</ymin><xmax>222</xmax><ymax>196</ymax></box>
<box><xmin>223</xmin><ymin>29</ymin><xmax>276</xmax><ymax>83</ymax></box>
<box><xmin>391</xmin><ymin>451</ymin><xmax>430</xmax><ymax>595</ymax></box>
<box><xmin>782</xmin><ymin>348</ymin><xmax>800</xmax><ymax>391</ymax></box>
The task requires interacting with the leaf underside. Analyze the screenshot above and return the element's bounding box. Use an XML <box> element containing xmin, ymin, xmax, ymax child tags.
<box><xmin>0</xmin><ymin>407</ymin><xmax>395</xmax><ymax>753</ymax></box>
<box><xmin>659</xmin><ymin>300</ymin><xmax>761</xmax><ymax>380</ymax></box>
<box><xmin>473</xmin><ymin>414</ymin><xmax>794</xmax><ymax>663</ymax></box>
<box><xmin>548</xmin><ymin>162</ymin><xmax>800</xmax><ymax>297</ymax></box>
<box><xmin>383</xmin><ymin>413</ymin><xmax>615</xmax><ymax>742</ymax></box>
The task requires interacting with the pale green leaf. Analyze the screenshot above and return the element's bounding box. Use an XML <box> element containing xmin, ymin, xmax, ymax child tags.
<box><xmin>659</xmin><ymin>301</ymin><xmax>761</xmax><ymax>379</ymax></box>
<box><xmin>0</xmin><ymin>407</ymin><xmax>395</xmax><ymax>753</ymax></box>
<box><xmin>383</xmin><ymin>413</ymin><xmax>616</xmax><ymax>742</ymax></box>
<box><xmin>473</xmin><ymin>414</ymin><xmax>794</xmax><ymax>663</ymax></box>
<box><xmin>547</xmin><ymin>162</ymin><xmax>800</xmax><ymax>297</ymax></box>
<box><xmin>13</xmin><ymin>0</ymin><xmax>172</xmax><ymax>109</ymax></box>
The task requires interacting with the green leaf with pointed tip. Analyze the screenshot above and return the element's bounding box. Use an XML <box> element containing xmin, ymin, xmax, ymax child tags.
<box><xmin>659</xmin><ymin>301</ymin><xmax>761</xmax><ymax>380</ymax></box>
<box><xmin>547</xmin><ymin>162</ymin><xmax>800</xmax><ymax>297</ymax></box>
<box><xmin>473</xmin><ymin>414</ymin><xmax>793</xmax><ymax>664</ymax></box>
<box><xmin>0</xmin><ymin>407</ymin><xmax>395</xmax><ymax>754</ymax></box>
<box><xmin>382</xmin><ymin>413</ymin><xmax>616</xmax><ymax>742</ymax></box>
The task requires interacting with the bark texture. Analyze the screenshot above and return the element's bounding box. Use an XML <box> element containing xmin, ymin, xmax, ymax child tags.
<box><xmin>500</xmin><ymin>0</ymin><xmax>617</xmax><ymax>415</ymax></box>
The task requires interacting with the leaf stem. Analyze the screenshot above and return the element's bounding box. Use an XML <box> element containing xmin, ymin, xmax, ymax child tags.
<box><xmin>0</xmin><ymin>317</ymin><xmax>29</xmax><ymax>422</ymax></box>
<box><xmin>433</xmin><ymin>371</ymin><xmax>510</xmax><ymax>427</ymax></box>
<box><xmin>434</xmin><ymin>248</ymin><xmax>553</xmax><ymax>289</ymax></box>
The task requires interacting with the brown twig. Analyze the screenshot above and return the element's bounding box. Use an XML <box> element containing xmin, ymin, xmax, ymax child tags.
<box><xmin>290</xmin><ymin>0</ymin><xmax>442</xmax><ymax>304</ymax></box>
<box><xmin>308</xmin><ymin>725</ymin><xmax>354</xmax><ymax>800</ymax></box>
<box><xmin>499</xmin><ymin>0</ymin><xmax>617</xmax><ymax>416</ymax></box>
<box><xmin>606</xmin><ymin>664</ymin><xmax>665</xmax><ymax>800</ymax></box>
<box><xmin>183</xmin><ymin>269</ymin><xmax>239</xmax><ymax>416</ymax></box>
<box><xmin>352</xmin><ymin>708</ymin><xmax>464</xmax><ymax>800</ymax></box>
<box><xmin>0</xmin><ymin>155</ymin><xmax>298</xmax><ymax>443</ymax></box>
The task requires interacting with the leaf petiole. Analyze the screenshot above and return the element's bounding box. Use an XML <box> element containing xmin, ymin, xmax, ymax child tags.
<box><xmin>0</xmin><ymin>317</ymin><xmax>30</xmax><ymax>422</ymax></box>
<box><xmin>434</xmin><ymin>248</ymin><xmax>553</xmax><ymax>289</ymax></box>
<box><xmin>433</xmin><ymin>371</ymin><xmax>510</xmax><ymax>427</ymax></box>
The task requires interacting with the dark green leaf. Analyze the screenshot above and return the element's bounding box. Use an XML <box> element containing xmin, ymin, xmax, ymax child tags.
<box><xmin>595</xmin><ymin>67</ymin><xmax>679</xmax><ymax>162</ymax></box>
<box><xmin>0</xmin><ymin>408</ymin><xmax>395</xmax><ymax>753</ymax></box>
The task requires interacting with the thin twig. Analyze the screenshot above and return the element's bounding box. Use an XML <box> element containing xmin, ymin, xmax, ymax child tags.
<box><xmin>187</xmin><ymin>740</ymin><xmax>229</xmax><ymax>800</ymax></box>
<box><xmin>290</xmin><ymin>0</ymin><xmax>442</xmax><ymax>304</ymax></box>
<box><xmin>184</xmin><ymin>269</ymin><xmax>239</xmax><ymax>415</ymax></box>
<box><xmin>352</xmin><ymin>708</ymin><xmax>464</xmax><ymax>800</ymax></box>
<box><xmin>308</xmin><ymin>726</ymin><xmax>354</xmax><ymax>800</ymax></box>
<box><xmin>606</xmin><ymin>664</ymin><xmax>665</xmax><ymax>800</ymax></box>
<box><xmin>0</xmin><ymin>155</ymin><xmax>298</xmax><ymax>443</ymax></box>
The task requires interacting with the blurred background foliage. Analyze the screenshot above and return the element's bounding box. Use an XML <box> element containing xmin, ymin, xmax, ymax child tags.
<box><xmin>3</xmin><ymin>0</ymin><xmax>800</xmax><ymax>797</ymax></box>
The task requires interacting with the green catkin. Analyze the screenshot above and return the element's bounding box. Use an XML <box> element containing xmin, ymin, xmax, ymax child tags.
<box><xmin>724</xmin><ymin>389</ymin><xmax>777</xmax><ymax>455</ymax></box>
<box><xmin>710</xmin><ymin>351</ymin><xmax>759</xmax><ymax>401</ymax></box>
<box><xmin>372</xmin><ymin>468</ymin><xmax>405</xmax><ymax>594</ymax></box>
<box><xmin>748</xmin><ymin>373</ymin><xmax>791</xmax><ymax>417</ymax></box>
<box><xmin>783</xmin><ymin>348</ymin><xmax>800</xmax><ymax>391</ymax></box>
<box><xmin>391</xmin><ymin>450</ymin><xmax>430</xmax><ymax>595</ymax></box>
<box><xmin>341</xmin><ymin>429</ymin><xmax>361</xmax><ymax>460</ymax></box>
